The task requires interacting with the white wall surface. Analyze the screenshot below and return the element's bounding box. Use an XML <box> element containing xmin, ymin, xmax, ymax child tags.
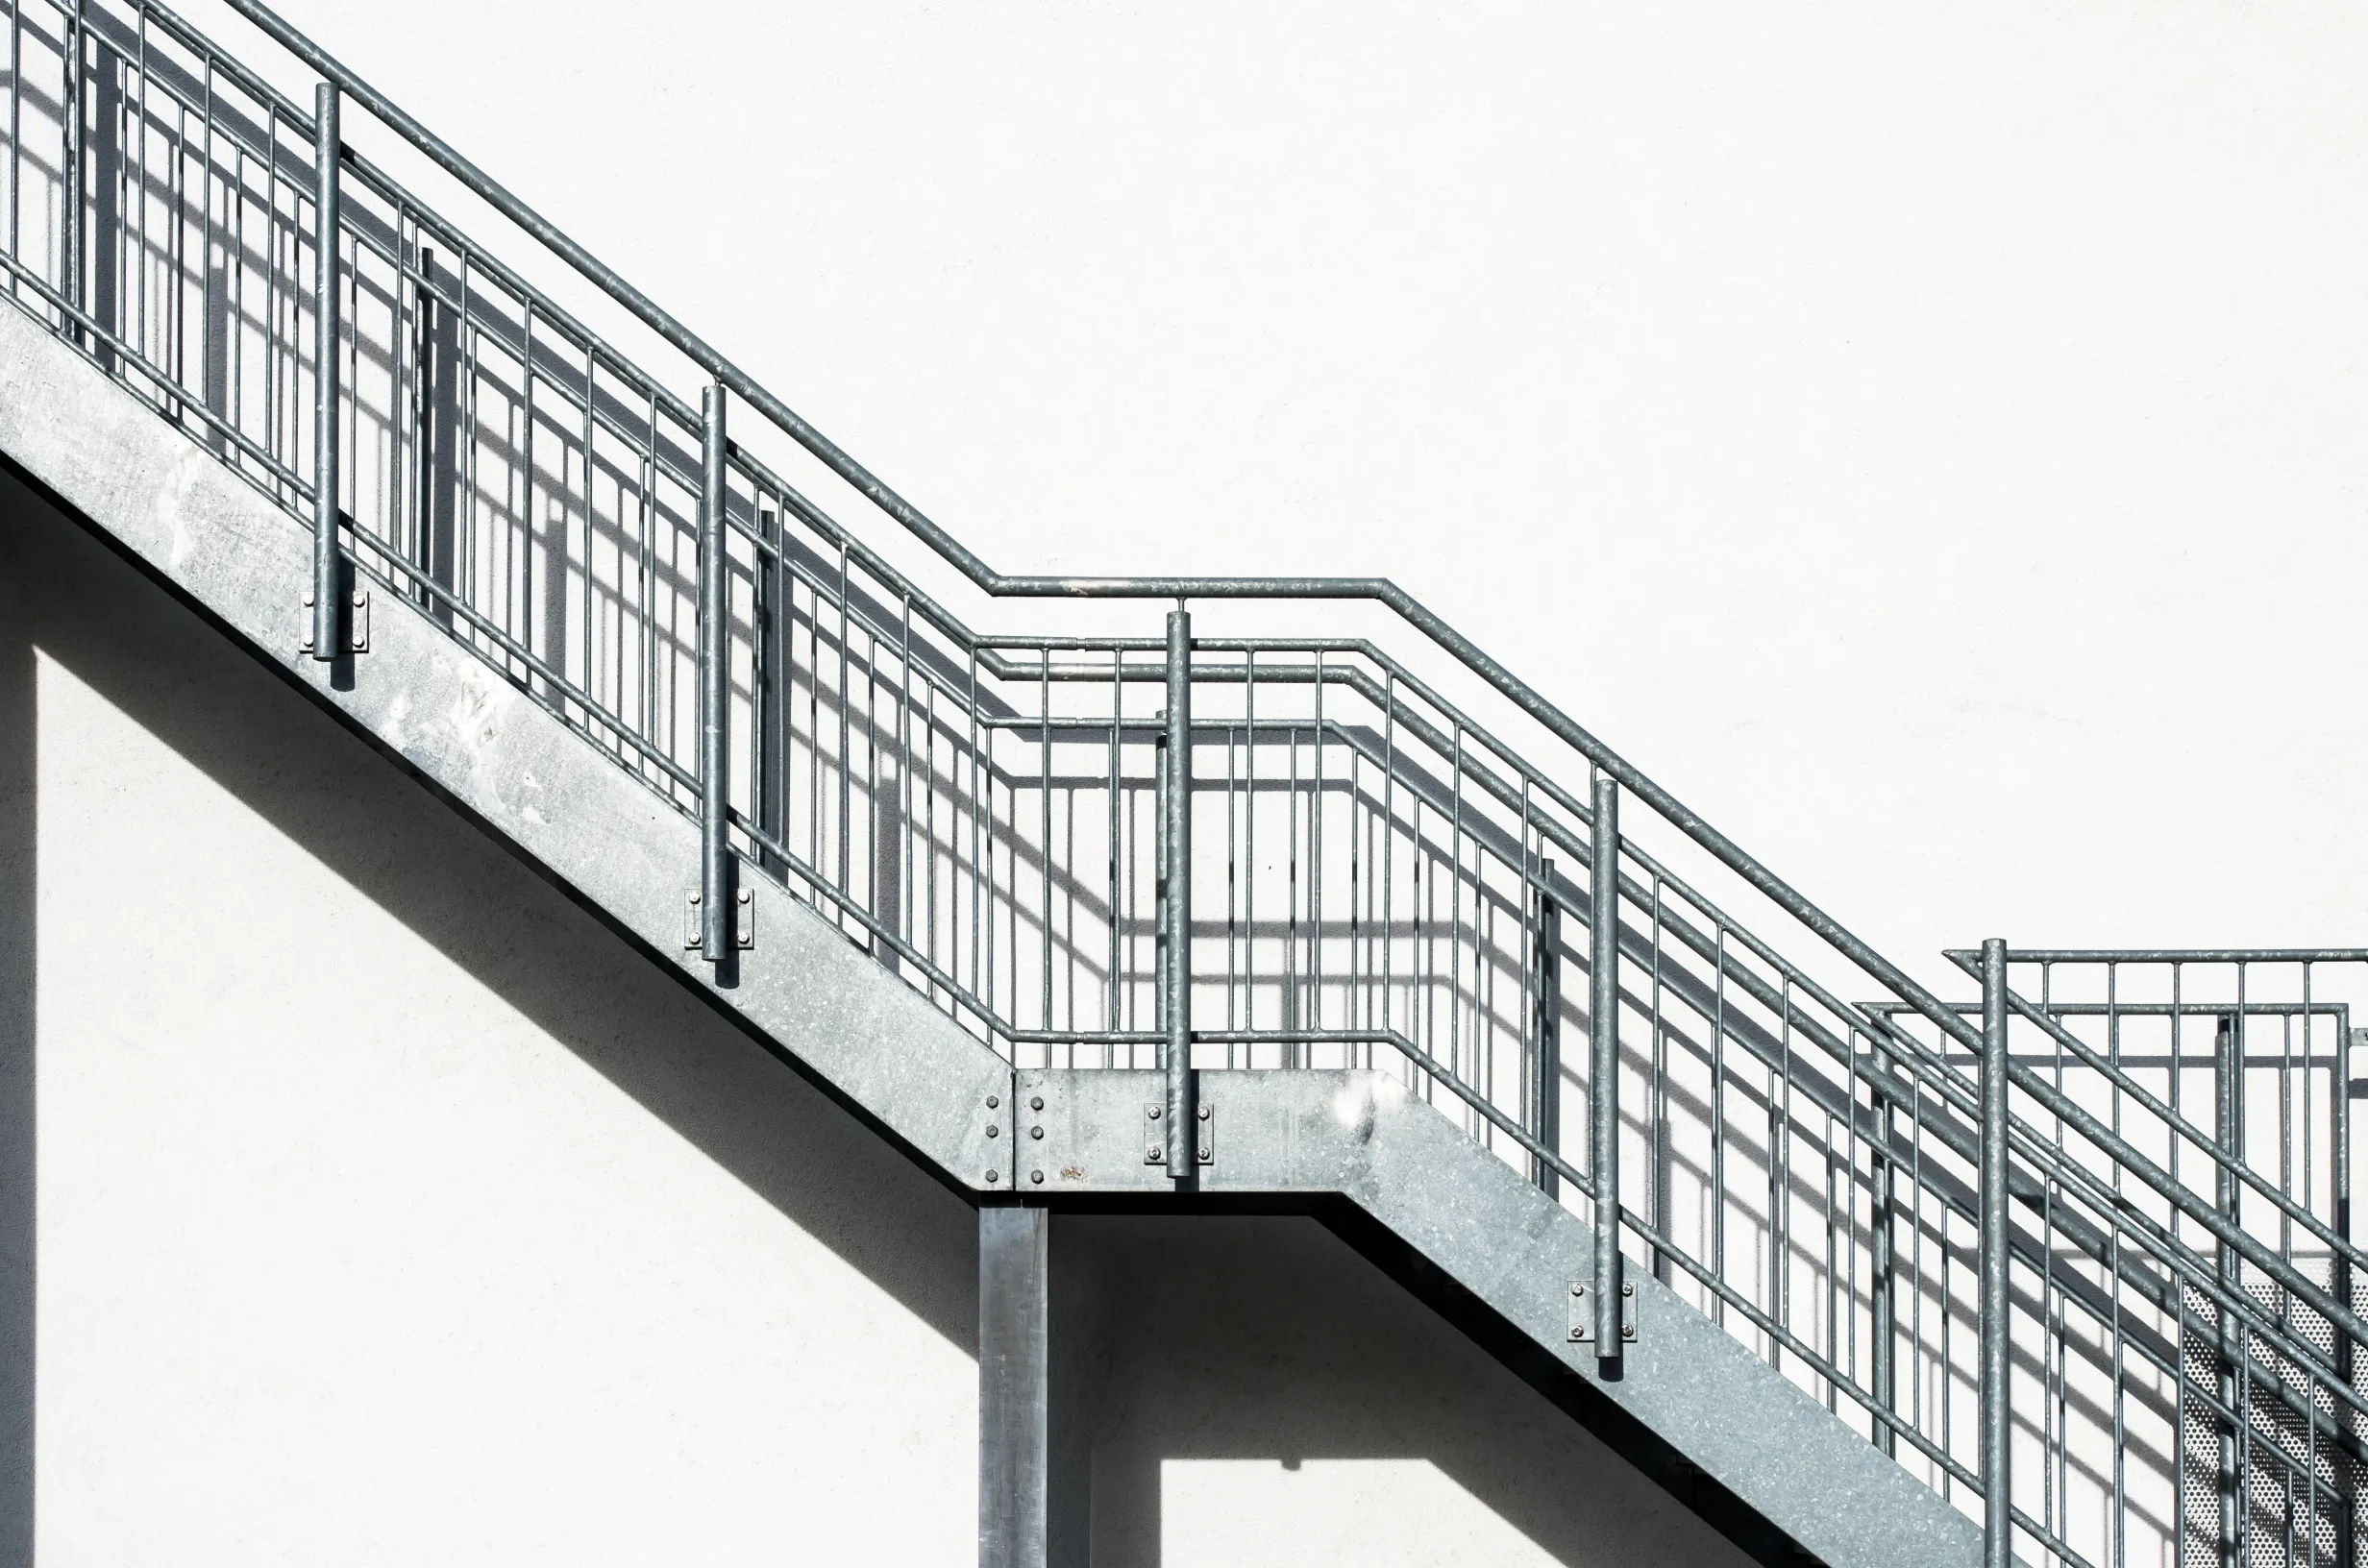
<box><xmin>182</xmin><ymin>0</ymin><xmax>2368</xmax><ymax>970</ymax></box>
<box><xmin>10</xmin><ymin>0</ymin><xmax>2366</xmax><ymax>1561</ymax></box>
<box><xmin>0</xmin><ymin>488</ymin><xmax>1745</xmax><ymax>1564</ymax></box>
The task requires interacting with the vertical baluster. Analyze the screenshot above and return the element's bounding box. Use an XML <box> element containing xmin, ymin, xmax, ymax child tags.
<box><xmin>1163</xmin><ymin>606</ymin><xmax>1194</xmax><ymax>1179</ymax></box>
<box><xmin>2215</xmin><ymin>1002</ymin><xmax>2243</xmax><ymax>1568</ymax></box>
<box><xmin>61</xmin><ymin>0</ymin><xmax>81</xmax><ymax>335</ymax></box>
<box><xmin>1590</xmin><ymin>775</ymin><xmax>1620</xmax><ymax>1356</ymax></box>
<box><xmin>1531</xmin><ymin>856</ymin><xmax>1559</xmax><ymax>1198</ymax></box>
<box><xmin>1981</xmin><ymin>937</ymin><xmax>2011</xmax><ymax>1568</ymax></box>
<box><xmin>1868</xmin><ymin>1041</ymin><xmax>1896</xmax><ymax>1458</ymax></box>
<box><xmin>410</xmin><ymin>242</ymin><xmax>436</xmax><ymax>608</ymax></box>
<box><xmin>308</xmin><ymin>83</ymin><xmax>339</xmax><ymax>660</ymax></box>
<box><xmin>698</xmin><ymin>381</ymin><xmax>729</xmax><ymax>961</ymax></box>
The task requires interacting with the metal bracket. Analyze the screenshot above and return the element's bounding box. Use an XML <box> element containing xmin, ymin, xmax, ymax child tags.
<box><xmin>682</xmin><ymin>888</ymin><xmax>754</xmax><ymax>950</ymax></box>
<box><xmin>1567</xmin><ymin>1280</ymin><xmax>1637</xmax><ymax>1345</ymax></box>
<box><xmin>1144</xmin><ymin>1102</ymin><xmax>1215</xmax><ymax>1166</ymax></box>
<box><xmin>298</xmin><ymin>589</ymin><xmax>368</xmax><ymax>654</ymax></box>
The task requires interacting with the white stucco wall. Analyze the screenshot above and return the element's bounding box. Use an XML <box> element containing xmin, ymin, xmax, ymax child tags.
<box><xmin>0</xmin><ymin>485</ymin><xmax>1744</xmax><ymax>1564</ymax></box>
<box><xmin>7</xmin><ymin>2</ymin><xmax>2364</xmax><ymax>1562</ymax></box>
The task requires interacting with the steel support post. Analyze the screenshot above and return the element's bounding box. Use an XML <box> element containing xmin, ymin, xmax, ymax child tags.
<box><xmin>980</xmin><ymin>1205</ymin><xmax>1049</xmax><ymax>1568</ymax></box>
<box><xmin>1980</xmin><ymin>937</ymin><xmax>2011</xmax><ymax>1568</ymax></box>
<box><xmin>309</xmin><ymin>83</ymin><xmax>342</xmax><ymax>661</ymax></box>
<box><xmin>698</xmin><ymin>382</ymin><xmax>730</xmax><ymax>961</ymax></box>
<box><xmin>1590</xmin><ymin>775</ymin><xmax>1621</xmax><ymax>1355</ymax></box>
<box><xmin>1531</xmin><ymin>857</ymin><xmax>1560</xmax><ymax>1198</ymax></box>
<box><xmin>1163</xmin><ymin>606</ymin><xmax>1194</xmax><ymax>1178</ymax></box>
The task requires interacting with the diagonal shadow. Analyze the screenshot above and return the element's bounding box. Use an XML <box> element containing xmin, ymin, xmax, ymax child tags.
<box><xmin>0</xmin><ymin>464</ymin><xmax>981</xmax><ymax>1376</ymax></box>
<box><xmin>4</xmin><ymin>464</ymin><xmax>1764</xmax><ymax>1568</ymax></box>
<box><xmin>1062</xmin><ymin>1213</ymin><xmax>1753</xmax><ymax>1568</ymax></box>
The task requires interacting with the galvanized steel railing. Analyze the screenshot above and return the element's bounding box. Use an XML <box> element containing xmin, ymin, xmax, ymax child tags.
<box><xmin>4</xmin><ymin>4</ymin><xmax>2360</xmax><ymax>1563</ymax></box>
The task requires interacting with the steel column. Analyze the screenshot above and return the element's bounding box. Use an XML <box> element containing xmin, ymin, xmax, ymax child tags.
<box><xmin>1163</xmin><ymin>606</ymin><xmax>1194</xmax><ymax>1178</ymax></box>
<box><xmin>1980</xmin><ymin>937</ymin><xmax>2011</xmax><ymax>1568</ymax></box>
<box><xmin>980</xmin><ymin>1205</ymin><xmax>1049</xmax><ymax>1568</ymax></box>
<box><xmin>1590</xmin><ymin>776</ymin><xmax>1620</xmax><ymax>1354</ymax></box>
<box><xmin>699</xmin><ymin>382</ymin><xmax>730</xmax><ymax>961</ymax></box>
<box><xmin>1532</xmin><ymin>856</ymin><xmax>1560</xmax><ymax>1198</ymax></box>
<box><xmin>308</xmin><ymin>83</ymin><xmax>342</xmax><ymax>661</ymax></box>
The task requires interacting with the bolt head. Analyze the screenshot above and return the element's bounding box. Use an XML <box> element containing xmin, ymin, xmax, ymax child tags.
<box><xmin>352</xmin><ymin>592</ymin><xmax>365</xmax><ymax>607</ymax></box>
<box><xmin>1197</xmin><ymin>1147</ymin><xmax>1210</xmax><ymax>1160</ymax></box>
<box><xmin>1147</xmin><ymin>1146</ymin><xmax>1164</xmax><ymax>1161</ymax></box>
<box><xmin>1030</xmin><ymin>1170</ymin><xmax>1044</xmax><ymax>1185</ymax></box>
<box><xmin>1030</xmin><ymin>1096</ymin><xmax>1044</xmax><ymax>1112</ymax></box>
<box><xmin>1147</xmin><ymin>1106</ymin><xmax>1161</xmax><ymax>1119</ymax></box>
<box><xmin>1030</xmin><ymin>1126</ymin><xmax>1044</xmax><ymax>1140</ymax></box>
<box><xmin>986</xmin><ymin>1095</ymin><xmax>999</xmax><ymax>1109</ymax></box>
<box><xmin>1197</xmin><ymin>1106</ymin><xmax>1211</xmax><ymax>1120</ymax></box>
<box><xmin>1570</xmin><ymin>1284</ymin><xmax>1585</xmax><ymax>1296</ymax></box>
<box><xmin>986</xmin><ymin>1126</ymin><xmax>999</xmax><ymax>1138</ymax></box>
<box><xmin>986</xmin><ymin>1169</ymin><xmax>999</xmax><ymax>1183</ymax></box>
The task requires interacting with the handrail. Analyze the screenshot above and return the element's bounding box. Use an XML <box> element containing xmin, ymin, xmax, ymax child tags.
<box><xmin>212</xmin><ymin>0</ymin><xmax>1995</xmax><ymax>1084</ymax></box>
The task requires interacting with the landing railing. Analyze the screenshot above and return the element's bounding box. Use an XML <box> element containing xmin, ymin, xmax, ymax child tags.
<box><xmin>4</xmin><ymin>4</ymin><xmax>2358</xmax><ymax>1563</ymax></box>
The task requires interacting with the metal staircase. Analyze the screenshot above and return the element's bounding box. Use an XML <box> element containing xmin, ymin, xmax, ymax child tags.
<box><xmin>0</xmin><ymin>4</ymin><xmax>2358</xmax><ymax>1564</ymax></box>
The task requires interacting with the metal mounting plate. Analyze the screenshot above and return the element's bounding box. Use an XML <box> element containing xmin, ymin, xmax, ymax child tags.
<box><xmin>1141</xmin><ymin>1101</ymin><xmax>1216</xmax><ymax>1166</ymax></box>
<box><xmin>1568</xmin><ymin>1281</ymin><xmax>1638</xmax><ymax>1344</ymax></box>
<box><xmin>297</xmin><ymin>588</ymin><xmax>368</xmax><ymax>654</ymax></box>
<box><xmin>683</xmin><ymin>888</ymin><xmax>754</xmax><ymax>950</ymax></box>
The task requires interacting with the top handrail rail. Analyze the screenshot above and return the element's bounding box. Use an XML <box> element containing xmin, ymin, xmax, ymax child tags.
<box><xmin>212</xmin><ymin>0</ymin><xmax>2000</xmax><ymax>1073</ymax></box>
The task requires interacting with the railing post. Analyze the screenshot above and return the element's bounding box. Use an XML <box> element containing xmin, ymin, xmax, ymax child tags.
<box><xmin>1868</xmin><ymin>1054</ymin><xmax>1897</xmax><ymax>1458</ymax></box>
<box><xmin>1980</xmin><ymin>937</ymin><xmax>2011</xmax><ymax>1568</ymax></box>
<box><xmin>1531</xmin><ymin>857</ymin><xmax>1560</xmax><ymax>1198</ymax></box>
<box><xmin>699</xmin><ymin>382</ymin><xmax>730</xmax><ymax>962</ymax></box>
<box><xmin>1590</xmin><ymin>775</ymin><xmax>1620</xmax><ymax>1357</ymax></box>
<box><xmin>1162</xmin><ymin>605</ymin><xmax>1195</xmax><ymax>1180</ymax></box>
<box><xmin>409</xmin><ymin>243</ymin><xmax>436</xmax><ymax>605</ymax></box>
<box><xmin>61</xmin><ymin>0</ymin><xmax>83</xmax><ymax>337</ymax></box>
<box><xmin>2214</xmin><ymin>1011</ymin><xmax>2243</xmax><ymax>1568</ymax></box>
<box><xmin>308</xmin><ymin>83</ymin><xmax>342</xmax><ymax>662</ymax></box>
